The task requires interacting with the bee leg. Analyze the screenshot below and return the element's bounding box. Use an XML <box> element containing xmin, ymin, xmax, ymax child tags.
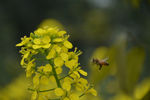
<box><xmin>99</xmin><ymin>65</ymin><xmax>102</xmax><ymax>70</ymax></box>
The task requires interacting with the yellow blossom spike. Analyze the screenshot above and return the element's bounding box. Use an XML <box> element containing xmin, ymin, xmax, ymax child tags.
<box><xmin>54</xmin><ymin>88</ymin><xmax>64</xmax><ymax>96</ymax></box>
<box><xmin>79</xmin><ymin>69</ymin><xmax>88</xmax><ymax>76</ymax></box>
<box><xmin>63</xmin><ymin>41</ymin><xmax>73</xmax><ymax>49</ymax></box>
<box><xmin>54</xmin><ymin>57</ymin><xmax>64</xmax><ymax>67</ymax></box>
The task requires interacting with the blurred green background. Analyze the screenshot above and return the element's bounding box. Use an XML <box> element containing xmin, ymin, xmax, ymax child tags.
<box><xmin>0</xmin><ymin>0</ymin><xmax>150</xmax><ymax>100</ymax></box>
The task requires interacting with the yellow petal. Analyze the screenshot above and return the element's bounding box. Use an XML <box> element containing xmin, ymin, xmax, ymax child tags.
<box><xmin>56</xmin><ymin>67</ymin><xmax>62</xmax><ymax>74</ymax></box>
<box><xmin>54</xmin><ymin>88</ymin><xmax>64</xmax><ymax>96</ymax></box>
<box><xmin>78</xmin><ymin>78</ymin><xmax>88</xmax><ymax>85</ymax></box>
<box><xmin>58</xmin><ymin>31</ymin><xmax>66</xmax><ymax>36</ymax></box>
<box><xmin>64</xmin><ymin>41</ymin><xmax>73</xmax><ymax>49</ymax></box>
<box><xmin>46</xmin><ymin>49</ymin><xmax>56</xmax><ymax>59</ymax></box>
<box><xmin>65</xmin><ymin>60</ymin><xmax>76</xmax><ymax>69</ymax></box>
<box><xmin>53</xmin><ymin>38</ymin><xmax>63</xmax><ymax>42</ymax></box>
<box><xmin>42</xmin><ymin>44</ymin><xmax>51</xmax><ymax>48</ymax></box>
<box><xmin>32</xmin><ymin>45</ymin><xmax>41</xmax><ymax>49</ymax></box>
<box><xmin>42</xmin><ymin>36</ymin><xmax>51</xmax><ymax>44</ymax></box>
<box><xmin>34</xmin><ymin>28</ymin><xmax>46</xmax><ymax>35</ymax></box>
<box><xmin>53</xmin><ymin>45</ymin><xmax>61</xmax><ymax>53</ymax></box>
<box><xmin>62</xmin><ymin>81</ymin><xmax>71</xmax><ymax>91</ymax></box>
<box><xmin>33</xmin><ymin>73</ymin><xmax>40</xmax><ymax>88</ymax></box>
<box><xmin>86</xmin><ymin>88</ymin><xmax>97</xmax><ymax>96</ymax></box>
<box><xmin>63</xmin><ymin>97</ymin><xmax>70</xmax><ymax>100</ymax></box>
<box><xmin>31</xmin><ymin>91</ymin><xmax>38</xmax><ymax>100</ymax></box>
<box><xmin>33</xmin><ymin>38</ymin><xmax>41</xmax><ymax>44</ymax></box>
<box><xmin>69</xmin><ymin>93</ymin><xmax>79</xmax><ymax>100</ymax></box>
<box><xmin>54</xmin><ymin>57</ymin><xmax>64</xmax><ymax>67</ymax></box>
<box><xmin>49</xmin><ymin>75</ymin><xmax>56</xmax><ymax>83</ymax></box>
<box><xmin>43</xmin><ymin>64</ymin><xmax>52</xmax><ymax>73</ymax></box>
<box><xmin>60</xmin><ymin>53</ymin><xmax>68</xmax><ymax>61</ymax></box>
<box><xmin>78</xmin><ymin>69</ymin><xmax>87</xmax><ymax>76</ymax></box>
<box><xmin>40</xmin><ymin>76</ymin><xmax>49</xmax><ymax>85</ymax></box>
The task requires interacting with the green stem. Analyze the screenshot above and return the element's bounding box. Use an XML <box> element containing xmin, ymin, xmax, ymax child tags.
<box><xmin>50</xmin><ymin>60</ymin><xmax>62</xmax><ymax>88</ymax></box>
<box><xmin>59</xmin><ymin>73</ymin><xmax>72</xmax><ymax>80</ymax></box>
<box><xmin>79</xmin><ymin>93</ymin><xmax>85</xmax><ymax>98</ymax></box>
<box><xmin>28</xmin><ymin>88</ymin><xmax>55</xmax><ymax>92</ymax></box>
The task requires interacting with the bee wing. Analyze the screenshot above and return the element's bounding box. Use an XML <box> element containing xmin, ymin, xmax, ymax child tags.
<box><xmin>103</xmin><ymin>57</ymin><xmax>109</xmax><ymax>61</ymax></box>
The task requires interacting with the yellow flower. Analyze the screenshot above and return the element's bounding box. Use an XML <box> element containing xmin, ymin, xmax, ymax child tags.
<box><xmin>64</xmin><ymin>41</ymin><xmax>73</xmax><ymax>49</ymax></box>
<box><xmin>31</xmin><ymin>91</ymin><xmax>38</xmax><ymax>100</ymax></box>
<box><xmin>33</xmin><ymin>73</ymin><xmax>40</xmax><ymax>88</ymax></box>
<box><xmin>33</xmin><ymin>38</ymin><xmax>41</xmax><ymax>44</ymax></box>
<box><xmin>49</xmin><ymin>75</ymin><xmax>56</xmax><ymax>83</ymax></box>
<box><xmin>42</xmin><ymin>36</ymin><xmax>51</xmax><ymax>44</ymax></box>
<box><xmin>62</xmin><ymin>81</ymin><xmax>71</xmax><ymax>91</ymax></box>
<box><xmin>46</xmin><ymin>48</ymin><xmax>56</xmax><ymax>59</ymax></box>
<box><xmin>53</xmin><ymin>38</ymin><xmax>64</xmax><ymax>42</ymax></box>
<box><xmin>40</xmin><ymin>76</ymin><xmax>49</xmax><ymax>85</ymax></box>
<box><xmin>78</xmin><ymin>69</ymin><xmax>88</xmax><ymax>76</ymax></box>
<box><xmin>69</xmin><ymin>93</ymin><xmax>79</xmax><ymax>100</ymax></box>
<box><xmin>86</xmin><ymin>88</ymin><xmax>97</xmax><ymax>96</ymax></box>
<box><xmin>63</xmin><ymin>97</ymin><xmax>70</xmax><ymax>100</ymax></box>
<box><xmin>58</xmin><ymin>31</ymin><xmax>66</xmax><ymax>36</ymax></box>
<box><xmin>65</xmin><ymin>59</ymin><xmax>77</xmax><ymax>69</ymax></box>
<box><xmin>43</xmin><ymin>64</ymin><xmax>52</xmax><ymax>73</ymax></box>
<box><xmin>26</xmin><ymin>59</ymin><xmax>35</xmax><ymax>77</ymax></box>
<box><xmin>54</xmin><ymin>88</ymin><xmax>64</xmax><ymax>96</ymax></box>
<box><xmin>20</xmin><ymin>50</ymin><xmax>30</xmax><ymax>65</ymax></box>
<box><xmin>56</xmin><ymin>67</ymin><xmax>62</xmax><ymax>74</ymax></box>
<box><xmin>54</xmin><ymin>57</ymin><xmax>64</xmax><ymax>67</ymax></box>
<box><xmin>34</xmin><ymin>28</ymin><xmax>47</xmax><ymax>36</ymax></box>
<box><xmin>16</xmin><ymin>24</ymin><xmax>97</xmax><ymax>99</ymax></box>
<box><xmin>60</xmin><ymin>53</ymin><xmax>68</xmax><ymax>61</ymax></box>
<box><xmin>53</xmin><ymin>45</ymin><xmax>61</xmax><ymax>53</ymax></box>
<box><xmin>16</xmin><ymin>36</ymin><xmax>30</xmax><ymax>46</ymax></box>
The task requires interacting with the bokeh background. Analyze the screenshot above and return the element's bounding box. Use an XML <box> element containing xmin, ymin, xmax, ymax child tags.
<box><xmin>0</xmin><ymin>0</ymin><xmax>150</xmax><ymax>100</ymax></box>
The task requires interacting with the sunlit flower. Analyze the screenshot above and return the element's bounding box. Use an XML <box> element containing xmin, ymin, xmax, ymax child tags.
<box><xmin>16</xmin><ymin>25</ymin><xmax>97</xmax><ymax>100</ymax></box>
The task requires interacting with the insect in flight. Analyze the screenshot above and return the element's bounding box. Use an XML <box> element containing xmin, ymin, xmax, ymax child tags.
<box><xmin>92</xmin><ymin>58</ymin><xmax>109</xmax><ymax>70</ymax></box>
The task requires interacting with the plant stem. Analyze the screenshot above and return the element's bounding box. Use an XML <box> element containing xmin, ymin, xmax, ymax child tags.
<box><xmin>28</xmin><ymin>88</ymin><xmax>55</xmax><ymax>92</ymax></box>
<box><xmin>50</xmin><ymin>60</ymin><xmax>62</xmax><ymax>88</ymax></box>
<box><xmin>79</xmin><ymin>93</ymin><xmax>85</xmax><ymax>98</ymax></box>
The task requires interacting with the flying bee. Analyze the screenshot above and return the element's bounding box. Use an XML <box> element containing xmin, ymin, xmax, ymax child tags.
<box><xmin>92</xmin><ymin>58</ymin><xmax>109</xmax><ymax>70</ymax></box>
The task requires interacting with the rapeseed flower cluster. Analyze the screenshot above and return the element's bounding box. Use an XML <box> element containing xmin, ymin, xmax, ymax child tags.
<box><xmin>16</xmin><ymin>26</ymin><xmax>97</xmax><ymax>100</ymax></box>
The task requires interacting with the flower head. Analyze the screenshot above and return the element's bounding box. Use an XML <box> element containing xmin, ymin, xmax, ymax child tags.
<box><xmin>16</xmin><ymin>25</ymin><xmax>97</xmax><ymax>100</ymax></box>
